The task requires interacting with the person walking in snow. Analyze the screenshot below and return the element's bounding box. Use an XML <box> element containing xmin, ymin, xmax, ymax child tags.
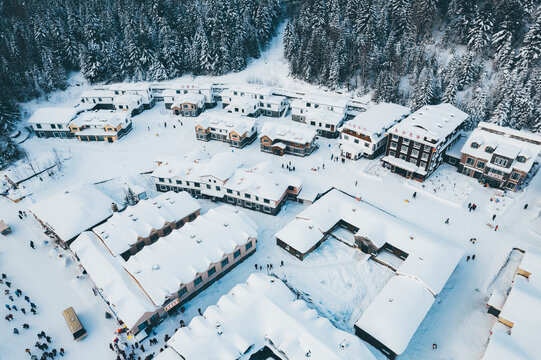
<box><xmin>432</xmin><ymin>344</ymin><xmax>437</xmax><ymax>350</ymax></box>
<box><xmin>524</xmin><ymin>204</ymin><xmax>528</xmax><ymax>210</ymax></box>
<box><xmin>494</xmin><ymin>225</ymin><xmax>498</xmax><ymax>231</ymax></box>
<box><xmin>30</xmin><ymin>241</ymin><xmax>35</xmax><ymax>249</ymax></box>
<box><xmin>445</xmin><ymin>218</ymin><xmax>449</xmax><ymax>224</ymax></box>
<box><xmin>413</xmin><ymin>192</ymin><xmax>417</xmax><ymax>199</ymax></box>
<box><xmin>197</xmin><ymin>308</ymin><xmax>202</xmax><ymax>316</ymax></box>
<box><xmin>492</xmin><ymin>214</ymin><xmax>496</xmax><ymax>221</ymax></box>
<box><xmin>13</xmin><ymin>328</ymin><xmax>19</xmax><ymax>334</ymax></box>
<box><xmin>472</xmin><ymin>255</ymin><xmax>476</xmax><ymax>260</ymax></box>
<box><xmin>466</xmin><ymin>256</ymin><xmax>470</xmax><ymax>261</ymax></box>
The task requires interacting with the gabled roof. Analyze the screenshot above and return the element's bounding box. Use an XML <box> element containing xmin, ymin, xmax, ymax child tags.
<box><xmin>342</xmin><ymin>103</ymin><xmax>411</xmax><ymax>140</ymax></box>
<box><xmin>70</xmin><ymin>110</ymin><xmax>131</xmax><ymax>129</ymax></box>
<box><xmin>196</xmin><ymin>113</ymin><xmax>255</xmax><ymax>136</ymax></box>
<box><xmin>260</xmin><ymin>122</ymin><xmax>317</xmax><ymax>144</ymax></box>
<box><xmin>162</xmin><ymin>274</ymin><xmax>376</xmax><ymax>360</ymax></box>
<box><xmin>28</xmin><ymin>107</ymin><xmax>79</xmax><ymax>125</ymax></box>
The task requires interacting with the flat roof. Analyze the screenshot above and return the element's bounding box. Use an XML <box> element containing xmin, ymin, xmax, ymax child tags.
<box><xmin>275</xmin><ymin>219</ymin><xmax>324</xmax><ymax>253</ymax></box>
<box><xmin>29</xmin><ymin>184</ymin><xmax>114</xmax><ymax>241</ymax></box>
<box><xmin>342</xmin><ymin>103</ymin><xmax>411</xmax><ymax>139</ymax></box>
<box><xmin>260</xmin><ymin>122</ymin><xmax>317</xmax><ymax>144</ymax></box>
<box><xmin>28</xmin><ymin>107</ymin><xmax>79</xmax><ymax>125</ymax></box>
<box><xmin>196</xmin><ymin>113</ymin><xmax>255</xmax><ymax>136</ymax></box>
<box><xmin>164</xmin><ymin>274</ymin><xmax>376</xmax><ymax>360</ymax></box>
<box><xmin>71</xmin><ymin>110</ymin><xmax>130</xmax><ymax>128</ymax></box>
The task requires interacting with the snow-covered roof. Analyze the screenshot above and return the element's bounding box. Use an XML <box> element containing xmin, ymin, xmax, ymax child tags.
<box><xmin>151</xmin><ymin>151</ymin><xmax>211</xmax><ymax>180</ymax></box>
<box><xmin>518</xmin><ymin>248</ymin><xmax>541</xmax><ymax>275</ymax></box>
<box><xmin>80</xmin><ymin>89</ymin><xmax>116</xmax><ymax>99</ymax></box>
<box><xmin>114</xmin><ymin>94</ymin><xmax>142</xmax><ymax>105</ymax></box>
<box><xmin>483</xmin><ymin>272</ymin><xmax>541</xmax><ymax>360</ymax></box>
<box><xmin>28</xmin><ymin>107</ymin><xmax>79</xmax><ymax>125</ymax></box>
<box><xmin>172</xmin><ymin>93</ymin><xmax>206</xmax><ymax>107</ymax></box>
<box><xmin>123</xmin><ymin>206</ymin><xmax>258</xmax><ymax>306</ymax></box>
<box><xmin>342</xmin><ymin>103</ymin><xmax>411</xmax><ymax>141</ymax></box>
<box><xmin>71</xmin><ymin>110</ymin><xmax>131</xmax><ymax>129</ymax></box>
<box><xmin>275</xmin><ymin>219</ymin><xmax>324</xmax><ymax>253</ymax></box>
<box><xmin>354</xmin><ymin>276</ymin><xmax>435</xmax><ymax>355</ymax></box>
<box><xmin>304</xmin><ymin>108</ymin><xmax>345</xmax><ymax>126</ymax></box>
<box><xmin>225</xmin><ymin>84</ymin><xmax>274</xmax><ymax>98</ymax></box>
<box><xmin>296</xmin><ymin>93</ymin><xmax>350</xmax><ymax>109</ymax></box>
<box><xmin>297</xmin><ymin>180</ymin><xmax>333</xmax><ymax>203</ymax></box>
<box><xmin>70</xmin><ymin>232</ymin><xmax>158</xmax><ymax>329</ymax></box>
<box><xmin>226</xmin><ymin>97</ymin><xmax>259</xmax><ymax>111</ymax></box>
<box><xmin>196</xmin><ymin>113</ymin><xmax>256</xmax><ymax>136</ymax></box>
<box><xmin>160</xmin><ymin>83</ymin><xmax>213</xmax><ymax>95</ymax></box>
<box><xmin>260</xmin><ymin>122</ymin><xmax>317</xmax><ymax>144</ymax></box>
<box><xmin>93</xmin><ymin>191</ymin><xmax>201</xmax><ymax>256</ymax></box>
<box><xmin>107</xmin><ymin>82</ymin><xmax>151</xmax><ymax>92</ymax></box>
<box><xmin>164</xmin><ymin>273</ymin><xmax>376</xmax><ymax>360</ymax></box>
<box><xmin>388</xmin><ymin>104</ymin><xmax>468</xmax><ymax>146</ymax></box>
<box><xmin>461</xmin><ymin>123</ymin><xmax>541</xmax><ymax>174</ymax></box>
<box><xmin>225</xmin><ymin>161</ymin><xmax>302</xmax><ymax>202</ymax></box>
<box><xmin>199</xmin><ymin>152</ymin><xmax>244</xmax><ymax>182</ymax></box>
<box><xmin>29</xmin><ymin>184</ymin><xmax>114</xmax><ymax>241</ymax></box>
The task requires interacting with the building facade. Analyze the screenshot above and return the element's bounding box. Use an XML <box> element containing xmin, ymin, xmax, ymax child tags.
<box><xmin>171</xmin><ymin>93</ymin><xmax>206</xmax><ymax>117</ymax></box>
<box><xmin>194</xmin><ymin>114</ymin><xmax>257</xmax><ymax>148</ymax></box>
<box><xmin>259</xmin><ymin>122</ymin><xmax>318</xmax><ymax>157</ymax></box>
<box><xmin>29</xmin><ymin>107</ymin><xmax>79</xmax><ymax>139</ymax></box>
<box><xmin>382</xmin><ymin>104</ymin><xmax>469</xmax><ymax>181</ymax></box>
<box><xmin>221</xmin><ymin>85</ymin><xmax>288</xmax><ymax>117</ymax></box>
<box><xmin>69</xmin><ymin>110</ymin><xmax>133</xmax><ymax>142</ymax></box>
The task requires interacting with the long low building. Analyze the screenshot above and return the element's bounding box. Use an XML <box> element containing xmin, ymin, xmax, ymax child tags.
<box><xmin>29</xmin><ymin>107</ymin><xmax>80</xmax><ymax>139</ymax></box>
<box><xmin>275</xmin><ymin>189</ymin><xmax>464</xmax><ymax>359</ymax></box>
<box><xmin>195</xmin><ymin>113</ymin><xmax>257</xmax><ymax>148</ymax></box>
<box><xmin>69</xmin><ymin>110</ymin><xmax>133</xmax><ymax>142</ymax></box>
<box><xmin>29</xmin><ymin>184</ymin><xmax>115</xmax><ymax>247</ymax></box>
<box><xmin>92</xmin><ymin>191</ymin><xmax>201</xmax><ymax>260</ymax></box>
<box><xmin>71</xmin><ymin>205</ymin><xmax>258</xmax><ymax>336</ymax></box>
<box><xmin>152</xmin><ymin>152</ymin><xmax>302</xmax><ymax>215</ymax></box>
<box><xmin>158</xmin><ymin>273</ymin><xmax>377</xmax><ymax>360</ymax></box>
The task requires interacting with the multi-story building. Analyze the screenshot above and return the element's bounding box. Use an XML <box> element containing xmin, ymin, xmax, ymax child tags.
<box><xmin>260</xmin><ymin>122</ymin><xmax>318</xmax><ymax>157</ymax></box>
<box><xmin>194</xmin><ymin>113</ymin><xmax>257</xmax><ymax>148</ymax></box>
<box><xmin>221</xmin><ymin>85</ymin><xmax>288</xmax><ymax>117</ymax></box>
<box><xmin>80</xmin><ymin>89</ymin><xmax>116</xmax><ymax>110</ymax></box>
<box><xmin>458</xmin><ymin>122</ymin><xmax>541</xmax><ymax>190</ymax></box>
<box><xmin>382</xmin><ymin>104</ymin><xmax>469</xmax><ymax>181</ymax></box>
<box><xmin>339</xmin><ymin>103</ymin><xmax>411</xmax><ymax>160</ymax></box>
<box><xmin>69</xmin><ymin>110</ymin><xmax>133</xmax><ymax>142</ymax></box>
<box><xmin>113</xmin><ymin>94</ymin><xmax>144</xmax><ymax>116</ymax></box>
<box><xmin>92</xmin><ymin>191</ymin><xmax>201</xmax><ymax>260</ymax></box>
<box><xmin>80</xmin><ymin>83</ymin><xmax>154</xmax><ymax>115</ymax></box>
<box><xmin>107</xmin><ymin>82</ymin><xmax>155</xmax><ymax>109</ymax></box>
<box><xmin>29</xmin><ymin>107</ymin><xmax>79</xmax><ymax>139</ymax></box>
<box><xmin>294</xmin><ymin>108</ymin><xmax>345</xmax><ymax>138</ymax></box>
<box><xmin>152</xmin><ymin>152</ymin><xmax>302</xmax><ymax>215</ymax></box>
<box><xmin>290</xmin><ymin>93</ymin><xmax>349</xmax><ymax>122</ymax></box>
<box><xmin>171</xmin><ymin>93</ymin><xmax>206</xmax><ymax>117</ymax></box>
<box><xmin>71</xmin><ymin>205</ymin><xmax>258</xmax><ymax>336</ymax></box>
<box><xmin>159</xmin><ymin>83</ymin><xmax>215</xmax><ymax>108</ymax></box>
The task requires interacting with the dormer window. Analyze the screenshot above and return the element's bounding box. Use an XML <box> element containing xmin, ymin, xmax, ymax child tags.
<box><xmin>485</xmin><ymin>146</ymin><xmax>494</xmax><ymax>154</ymax></box>
<box><xmin>516</xmin><ymin>156</ymin><xmax>526</xmax><ymax>163</ymax></box>
<box><xmin>471</xmin><ymin>142</ymin><xmax>479</xmax><ymax>149</ymax></box>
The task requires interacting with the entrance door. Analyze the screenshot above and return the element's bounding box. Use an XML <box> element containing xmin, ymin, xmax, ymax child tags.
<box><xmin>107</xmin><ymin>137</ymin><xmax>114</xmax><ymax>143</ymax></box>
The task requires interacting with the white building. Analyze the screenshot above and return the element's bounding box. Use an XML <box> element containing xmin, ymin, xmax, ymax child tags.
<box><xmin>152</xmin><ymin>152</ymin><xmax>302</xmax><ymax>215</ymax></box>
<box><xmin>221</xmin><ymin>85</ymin><xmax>288</xmax><ymax>117</ymax></box>
<box><xmin>29</xmin><ymin>107</ymin><xmax>80</xmax><ymax>139</ymax></box>
<box><xmin>29</xmin><ymin>184</ymin><xmax>115</xmax><ymax>245</ymax></box>
<box><xmin>291</xmin><ymin>93</ymin><xmax>349</xmax><ymax>122</ymax></box>
<box><xmin>300</xmin><ymin>108</ymin><xmax>345</xmax><ymax>138</ymax></box>
<box><xmin>171</xmin><ymin>93</ymin><xmax>207</xmax><ymax>117</ymax></box>
<box><xmin>195</xmin><ymin>113</ymin><xmax>257</xmax><ymax>148</ymax></box>
<box><xmin>158</xmin><ymin>273</ymin><xmax>376</xmax><ymax>360</ymax></box>
<box><xmin>92</xmin><ymin>191</ymin><xmax>201</xmax><ymax>259</ymax></box>
<box><xmin>339</xmin><ymin>103</ymin><xmax>411</xmax><ymax>160</ymax></box>
<box><xmin>260</xmin><ymin>122</ymin><xmax>318</xmax><ymax>157</ymax></box>
<box><xmin>107</xmin><ymin>82</ymin><xmax>155</xmax><ymax>109</ymax></box>
<box><xmin>159</xmin><ymin>83</ymin><xmax>215</xmax><ymax>108</ymax></box>
<box><xmin>80</xmin><ymin>89</ymin><xmax>116</xmax><ymax>109</ymax></box>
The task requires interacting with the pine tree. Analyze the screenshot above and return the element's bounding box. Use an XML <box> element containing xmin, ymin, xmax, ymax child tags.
<box><xmin>519</xmin><ymin>8</ymin><xmax>541</xmax><ymax>66</ymax></box>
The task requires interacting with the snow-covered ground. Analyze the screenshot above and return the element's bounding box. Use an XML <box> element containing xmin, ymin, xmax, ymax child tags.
<box><xmin>1</xmin><ymin>29</ymin><xmax>541</xmax><ymax>360</ymax></box>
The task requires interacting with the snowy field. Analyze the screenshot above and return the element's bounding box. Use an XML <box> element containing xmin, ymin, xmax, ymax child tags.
<box><xmin>1</xmin><ymin>27</ymin><xmax>541</xmax><ymax>360</ymax></box>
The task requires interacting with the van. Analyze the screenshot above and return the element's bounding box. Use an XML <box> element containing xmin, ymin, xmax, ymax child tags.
<box><xmin>62</xmin><ymin>307</ymin><xmax>87</xmax><ymax>341</ymax></box>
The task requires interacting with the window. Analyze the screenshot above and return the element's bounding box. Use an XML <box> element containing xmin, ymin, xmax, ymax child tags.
<box><xmin>466</xmin><ymin>157</ymin><xmax>475</xmax><ymax>166</ymax></box>
<box><xmin>354</xmin><ymin>139</ymin><xmax>359</xmax><ymax>144</ymax></box>
<box><xmin>392</xmin><ymin>134</ymin><xmax>399</xmax><ymax>140</ymax></box>
<box><xmin>245</xmin><ymin>193</ymin><xmax>251</xmax><ymax>199</ymax></box>
<box><xmin>215</xmin><ymin>186</ymin><xmax>220</xmax><ymax>191</ymax></box>
<box><xmin>138</xmin><ymin>322</ymin><xmax>148</xmax><ymax>331</ymax></box>
<box><xmin>36</xmin><ymin>124</ymin><xmax>42</xmax><ymax>129</ymax></box>
<box><xmin>245</xmin><ymin>241</ymin><xmax>252</xmax><ymax>251</ymax></box>
<box><xmin>401</xmin><ymin>145</ymin><xmax>409</xmax><ymax>153</ymax></box>
<box><xmin>476</xmin><ymin>161</ymin><xmax>486</xmax><ymax>169</ymax></box>
<box><xmin>485</xmin><ymin>146</ymin><xmax>494</xmax><ymax>154</ymax></box>
<box><xmin>136</xmin><ymin>241</ymin><xmax>144</xmax><ymax>251</ymax></box>
<box><xmin>221</xmin><ymin>258</ymin><xmax>229</xmax><ymax>268</ymax></box>
<box><xmin>176</xmin><ymin>220</ymin><xmax>183</xmax><ymax>228</ymax></box>
<box><xmin>402</xmin><ymin>138</ymin><xmax>410</xmax><ymax>145</ymax></box>
<box><xmin>421</xmin><ymin>152</ymin><xmax>429</xmax><ymax>160</ymax></box>
<box><xmin>176</xmin><ymin>180</ymin><xmax>182</xmax><ymax>185</ymax></box>
<box><xmin>411</xmin><ymin>149</ymin><xmax>419</xmax><ymax>157</ymax></box>
<box><xmin>206</xmin><ymin>184</ymin><xmax>211</xmax><ymax>189</ymax></box>
<box><xmin>158</xmin><ymin>178</ymin><xmax>165</xmax><ymax>182</ymax></box>
<box><xmin>194</xmin><ymin>182</ymin><xmax>200</xmax><ymax>188</ymax></box>
<box><xmin>389</xmin><ymin>151</ymin><xmax>396</xmax><ymax>157</ymax></box>
<box><xmin>189</xmin><ymin>213</ymin><xmax>196</xmax><ymax>221</ymax></box>
<box><xmin>400</xmin><ymin>155</ymin><xmax>407</xmax><ymax>160</ymax></box>
<box><xmin>390</xmin><ymin>142</ymin><xmax>397</xmax><ymax>149</ymax></box>
<box><xmin>178</xmin><ymin>287</ymin><xmax>187</xmax><ymax>297</ymax></box>
<box><xmin>194</xmin><ymin>276</ymin><xmax>202</xmax><ymax>286</ymax></box>
<box><xmin>516</xmin><ymin>156</ymin><xmax>526</xmax><ymax>163</ymax></box>
<box><xmin>226</xmin><ymin>189</ymin><xmax>233</xmax><ymax>194</ymax></box>
<box><xmin>263</xmin><ymin>199</ymin><xmax>270</xmax><ymax>204</ymax></box>
<box><xmin>471</xmin><ymin>142</ymin><xmax>479</xmax><ymax>149</ymax></box>
<box><xmin>58</xmin><ymin>124</ymin><xmax>63</xmax><ymax>129</ymax></box>
<box><xmin>51</xmin><ymin>124</ymin><xmax>57</xmax><ymax>129</ymax></box>
<box><xmin>413</xmin><ymin>141</ymin><xmax>420</xmax><ymax>148</ymax></box>
<box><xmin>163</xmin><ymin>226</ymin><xmax>171</xmax><ymax>236</ymax></box>
<box><xmin>409</xmin><ymin>158</ymin><xmax>417</xmax><ymax>164</ymax></box>
<box><xmin>494</xmin><ymin>157</ymin><xmax>508</xmax><ymax>167</ymax></box>
<box><xmin>150</xmin><ymin>233</ymin><xmax>159</xmax><ymax>242</ymax></box>
<box><xmin>511</xmin><ymin>172</ymin><xmax>521</xmax><ymax>181</ymax></box>
<box><xmin>233</xmin><ymin>250</ymin><xmax>241</xmax><ymax>259</ymax></box>
<box><xmin>208</xmin><ymin>267</ymin><xmax>216</xmax><ymax>277</ymax></box>
<box><xmin>420</xmin><ymin>161</ymin><xmax>427</xmax><ymax>168</ymax></box>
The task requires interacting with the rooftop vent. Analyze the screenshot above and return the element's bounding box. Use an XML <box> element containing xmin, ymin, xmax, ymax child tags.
<box><xmin>152</xmin><ymin>265</ymin><xmax>160</xmax><ymax>271</ymax></box>
<box><xmin>388</xmin><ymin>298</ymin><xmax>394</xmax><ymax>302</ymax></box>
<box><xmin>132</xmin><ymin>216</ymin><xmax>138</xmax><ymax>221</ymax></box>
<box><xmin>223</xmin><ymin>223</ymin><xmax>229</xmax><ymax>227</ymax></box>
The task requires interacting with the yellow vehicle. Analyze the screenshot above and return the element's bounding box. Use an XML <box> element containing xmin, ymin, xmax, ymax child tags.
<box><xmin>62</xmin><ymin>307</ymin><xmax>87</xmax><ymax>341</ymax></box>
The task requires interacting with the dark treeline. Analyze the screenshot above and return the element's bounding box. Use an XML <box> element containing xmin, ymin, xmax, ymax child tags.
<box><xmin>284</xmin><ymin>0</ymin><xmax>541</xmax><ymax>132</ymax></box>
<box><xmin>0</xmin><ymin>0</ymin><xmax>283</xmax><ymax>167</ymax></box>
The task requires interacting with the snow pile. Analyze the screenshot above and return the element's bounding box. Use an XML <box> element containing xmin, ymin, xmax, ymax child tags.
<box><xmin>70</xmin><ymin>231</ymin><xmax>158</xmax><ymax>330</ymax></box>
<box><xmin>93</xmin><ymin>191</ymin><xmax>201</xmax><ymax>257</ymax></box>
<box><xmin>29</xmin><ymin>184</ymin><xmax>115</xmax><ymax>242</ymax></box>
<box><xmin>160</xmin><ymin>273</ymin><xmax>376</xmax><ymax>360</ymax></box>
<box><xmin>123</xmin><ymin>205</ymin><xmax>258</xmax><ymax>306</ymax></box>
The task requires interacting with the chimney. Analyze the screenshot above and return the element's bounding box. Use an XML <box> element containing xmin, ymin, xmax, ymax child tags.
<box><xmin>111</xmin><ymin>202</ymin><xmax>119</xmax><ymax>212</ymax></box>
